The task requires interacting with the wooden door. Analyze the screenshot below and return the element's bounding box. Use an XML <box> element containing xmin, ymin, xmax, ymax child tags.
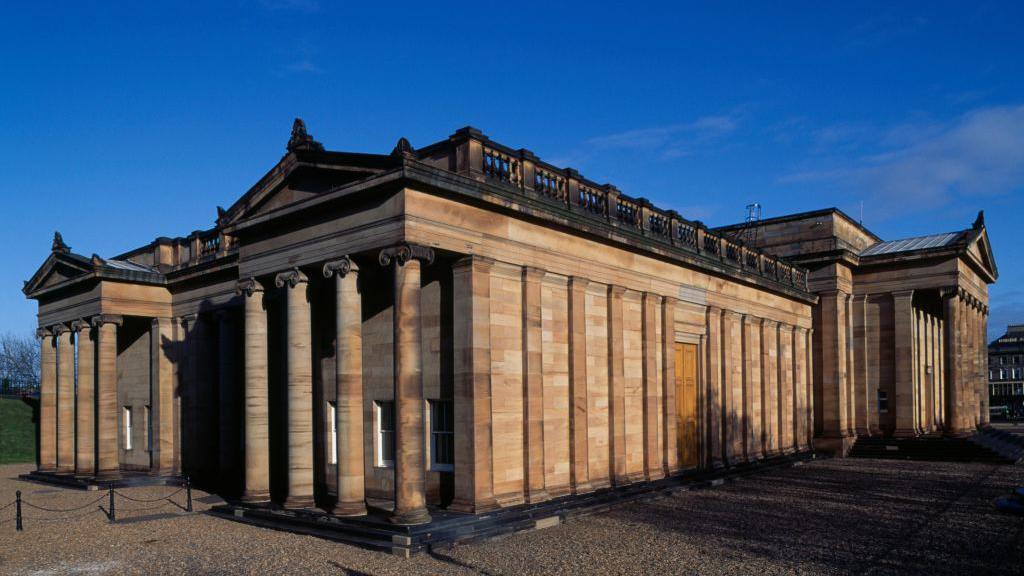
<box><xmin>675</xmin><ymin>343</ymin><xmax>699</xmax><ymax>468</ymax></box>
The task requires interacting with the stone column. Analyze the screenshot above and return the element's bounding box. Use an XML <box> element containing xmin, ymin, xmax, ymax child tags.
<box><xmin>965</xmin><ymin>300</ymin><xmax>976</xmax><ymax>428</ymax></box>
<box><xmin>522</xmin><ymin>266</ymin><xmax>547</xmax><ymax>502</ymax></box>
<box><xmin>276</xmin><ymin>267</ymin><xmax>314</xmax><ymax>509</ymax></box>
<box><xmin>71</xmin><ymin>320</ymin><xmax>95</xmax><ymax>476</ymax></box>
<box><xmin>661</xmin><ymin>297</ymin><xmax>678</xmax><ymax>474</ymax></box>
<box><xmin>379</xmin><ymin>244</ymin><xmax>433</xmax><ymax>525</ymax></box>
<box><xmin>37</xmin><ymin>328</ymin><xmax>57</xmax><ymax>472</ymax></box>
<box><xmin>54</xmin><ymin>325</ymin><xmax>74</xmax><ymax>472</ymax></box>
<box><xmin>853</xmin><ymin>295</ymin><xmax>871</xmax><ymax>436</ymax></box>
<box><xmin>723</xmin><ymin>311</ymin><xmax>744</xmax><ymax>465</ymax></box>
<box><xmin>450</xmin><ymin>255</ymin><xmax>497</xmax><ymax>513</ymax></box>
<box><xmin>705</xmin><ymin>307</ymin><xmax>723</xmax><ymax>468</ymax></box>
<box><xmin>980</xmin><ymin>306</ymin><xmax>990</xmax><ymax>425</ymax></box>
<box><xmin>805</xmin><ymin>328</ymin><xmax>815</xmax><ymax>449</ymax></box>
<box><xmin>641</xmin><ymin>293</ymin><xmax>663</xmax><ymax>479</ymax></box>
<box><xmin>216</xmin><ymin>310</ymin><xmax>240</xmax><ymax>490</ymax></box>
<box><xmin>93</xmin><ymin>315</ymin><xmax>122</xmax><ymax>479</ymax></box>
<box><xmin>817</xmin><ymin>291</ymin><xmax>851</xmax><ymax>451</ymax></box>
<box><xmin>237</xmin><ymin>278</ymin><xmax>270</xmax><ymax>502</ymax></box>
<box><xmin>893</xmin><ymin>291</ymin><xmax>917</xmax><ymax>437</ymax></box>
<box><xmin>760</xmin><ymin>319</ymin><xmax>778</xmax><ymax>456</ymax></box>
<box><xmin>777</xmin><ymin>323</ymin><xmax>794</xmax><ymax>453</ymax></box>
<box><xmin>151</xmin><ymin>318</ymin><xmax>175</xmax><ymax>475</ymax></box>
<box><xmin>794</xmin><ymin>327</ymin><xmax>811</xmax><ymax>451</ymax></box>
<box><xmin>844</xmin><ymin>294</ymin><xmax>856</xmax><ymax>438</ymax></box>
<box><xmin>607</xmin><ymin>286</ymin><xmax>627</xmax><ymax>484</ymax></box>
<box><xmin>323</xmin><ymin>257</ymin><xmax>367</xmax><ymax>516</ymax></box>
<box><xmin>742</xmin><ymin>315</ymin><xmax>762</xmax><ymax>461</ymax></box>
<box><xmin>568</xmin><ymin>277</ymin><xmax>591</xmax><ymax>491</ymax></box>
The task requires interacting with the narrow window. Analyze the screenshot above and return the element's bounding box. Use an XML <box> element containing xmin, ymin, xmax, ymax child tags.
<box><xmin>877</xmin><ymin>390</ymin><xmax>889</xmax><ymax>414</ymax></box>
<box><xmin>124</xmin><ymin>406</ymin><xmax>133</xmax><ymax>450</ymax></box>
<box><xmin>328</xmin><ymin>401</ymin><xmax>337</xmax><ymax>465</ymax></box>
<box><xmin>145</xmin><ymin>405</ymin><xmax>152</xmax><ymax>452</ymax></box>
<box><xmin>375</xmin><ymin>401</ymin><xmax>395</xmax><ymax>468</ymax></box>
<box><xmin>429</xmin><ymin>399</ymin><xmax>454</xmax><ymax>472</ymax></box>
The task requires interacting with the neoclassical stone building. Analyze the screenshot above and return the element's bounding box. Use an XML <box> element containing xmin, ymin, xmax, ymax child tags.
<box><xmin>23</xmin><ymin>121</ymin><xmax>991</xmax><ymax>524</ymax></box>
<box><xmin>717</xmin><ymin>208</ymin><xmax>997</xmax><ymax>453</ymax></box>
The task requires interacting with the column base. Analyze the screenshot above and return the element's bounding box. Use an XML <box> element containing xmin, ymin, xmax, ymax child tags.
<box><xmin>95</xmin><ymin>470</ymin><xmax>121</xmax><ymax>481</ymax></box>
<box><xmin>241</xmin><ymin>490</ymin><xmax>271</xmax><ymax>503</ymax></box>
<box><xmin>893</xmin><ymin>427</ymin><xmax>919</xmax><ymax>438</ymax></box>
<box><xmin>283</xmin><ymin>495</ymin><xmax>315</xmax><ymax>509</ymax></box>
<box><xmin>390</xmin><ymin>507</ymin><xmax>432</xmax><ymax>525</ymax></box>
<box><xmin>815</xmin><ymin>435</ymin><xmax>856</xmax><ymax>457</ymax></box>
<box><xmin>330</xmin><ymin>500</ymin><xmax>368</xmax><ymax>517</ymax></box>
<box><xmin>524</xmin><ymin>489</ymin><xmax>551</xmax><ymax>505</ymax></box>
<box><xmin>447</xmin><ymin>496</ymin><xmax>500</xmax><ymax>514</ymax></box>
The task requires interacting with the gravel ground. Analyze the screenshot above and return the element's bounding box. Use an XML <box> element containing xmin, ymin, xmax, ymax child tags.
<box><xmin>1</xmin><ymin>458</ymin><xmax>1022</xmax><ymax>575</ymax></box>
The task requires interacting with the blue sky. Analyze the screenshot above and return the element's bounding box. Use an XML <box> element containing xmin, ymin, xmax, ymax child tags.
<box><xmin>1</xmin><ymin>1</ymin><xmax>1021</xmax><ymax>340</ymax></box>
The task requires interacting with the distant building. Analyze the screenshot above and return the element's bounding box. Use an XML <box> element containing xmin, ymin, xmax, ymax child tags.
<box><xmin>989</xmin><ymin>325</ymin><xmax>1024</xmax><ymax>416</ymax></box>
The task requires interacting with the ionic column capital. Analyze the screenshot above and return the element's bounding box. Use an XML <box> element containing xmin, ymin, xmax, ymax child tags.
<box><xmin>378</xmin><ymin>242</ymin><xmax>435</xmax><ymax>267</ymax></box>
<box><xmin>275</xmin><ymin>267</ymin><xmax>309</xmax><ymax>289</ymax></box>
<box><xmin>323</xmin><ymin>256</ymin><xmax>358</xmax><ymax>279</ymax></box>
<box><xmin>35</xmin><ymin>326</ymin><xmax>52</xmax><ymax>339</ymax></box>
<box><xmin>50</xmin><ymin>323</ymin><xmax>70</xmax><ymax>336</ymax></box>
<box><xmin>236</xmin><ymin>276</ymin><xmax>265</xmax><ymax>297</ymax></box>
<box><xmin>69</xmin><ymin>319</ymin><xmax>91</xmax><ymax>333</ymax></box>
<box><xmin>90</xmin><ymin>314</ymin><xmax>123</xmax><ymax>329</ymax></box>
<box><xmin>760</xmin><ymin>318</ymin><xmax>777</xmax><ymax>328</ymax></box>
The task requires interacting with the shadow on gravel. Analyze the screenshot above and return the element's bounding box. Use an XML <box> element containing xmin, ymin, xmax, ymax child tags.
<box><xmin>607</xmin><ymin>460</ymin><xmax>1024</xmax><ymax>575</ymax></box>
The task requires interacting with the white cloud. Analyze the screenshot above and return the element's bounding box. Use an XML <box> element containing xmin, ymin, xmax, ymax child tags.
<box><xmin>781</xmin><ymin>105</ymin><xmax>1024</xmax><ymax>215</ymax></box>
<box><xmin>586</xmin><ymin>115</ymin><xmax>739</xmax><ymax>152</ymax></box>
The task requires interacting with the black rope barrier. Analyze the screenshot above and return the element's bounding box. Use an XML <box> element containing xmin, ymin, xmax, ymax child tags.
<box><xmin>20</xmin><ymin>493</ymin><xmax>108</xmax><ymax>513</ymax></box>
<box><xmin>4</xmin><ymin>475</ymin><xmax>195</xmax><ymax>531</ymax></box>
<box><xmin>112</xmin><ymin>486</ymin><xmax>186</xmax><ymax>503</ymax></box>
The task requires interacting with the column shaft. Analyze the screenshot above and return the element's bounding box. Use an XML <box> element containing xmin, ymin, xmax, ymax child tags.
<box><xmin>55</xmin><ymin>327</ymin><xmax>75</xmax><ymax>472</ymax></box>
<box><xmin>38</xmin><ymin>329</ymin><xmax>56</xmax><ymax>471</ymax></box>
<box><xmin>239</xmin><ymin>278</ymin><xmax>270</xmax><ymax>502</ymax></box>
<box><xmin>73</xmin><ymin>322</ymin><xmax>95</xmax><ymax>476</ymax></box>
<box><xmin>661</xmin><ymin>297</ymin><xmax>678</xmax><ymax>473</ymax></box>
<box><xmin>568</xmin><ymin>277</ymin><xmax>591</xmax><ymax>491</ymax></box>
<box><xmin>607</xmin><ymin>286</ymin><xmax>627</xmax><ymax>484</ymax></box>
<box><xmin>893</xmin><ymin>291</ymin><xmax>917</xmax><ymax>436</ymax></box>
<box><xmin>94</xmin><ymin>318</ymin><xmax>120</xmax><ymax>478</ymax></box>
<box><xmin>743</xmin><ymin>315</ymin><xmax>762</xmax><ymax>460</ymax></box>
<box><xmin>277</xmin><ymin>268</ymin><xmax>314</xmax><ymax>508</ymax></box>
<box><xmin>324</xmin><ymin>259</ymin><xmax>367</xmax><ymax>516</ymax></box>
<box><xmin>390</xmin><ymin>253</ymin><xmax>431</xmax><ymax>524</ymax></box>
<box><xmin>450</xmin><ymin>256</ymin><xmax>497</xmax><ymax>513</ymax></box>
<box><xmin>641</xmin><ymin>293</ymin><xmax>663</xmax><ymax>479</ymax></box>
<box><xmin>151</xmin><ymin>318</ymin><xmax>175</xmax><ymax>475</ymax></box>
<box><xmin>760</xmin><ymin>320</ymin><xmax>778</xmax><ymax>456</ymax></box>
<box><xmin>705</xmin><ymin>307</ymin><xmax>723</xmax><ymax>468</ymax></box>
<box><xmin>522</xmin><ymin>267</ymin><xmax>547</xmax><ymax>502</ymax></box>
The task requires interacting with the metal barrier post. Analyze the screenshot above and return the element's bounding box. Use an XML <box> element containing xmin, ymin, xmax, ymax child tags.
<box><xmin>108</xmin><ymin>486</ymin><xmax>116</xmax><ymax>523</ymax></box>
<box><xmin>15</xmin><ymin>490</ymin><xmax>22</xmax><ymax>531</ymax></box>
<box><xmin>185</xmin><ymin>477</ymin><xmax>193</xmax><ymax>512</ymax></box>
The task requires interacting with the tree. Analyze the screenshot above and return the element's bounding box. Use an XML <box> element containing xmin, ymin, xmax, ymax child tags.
<box><xmin>0</xmin><ymin>331</ymin><xmax>40</xmax><ymax>393</ymax></box>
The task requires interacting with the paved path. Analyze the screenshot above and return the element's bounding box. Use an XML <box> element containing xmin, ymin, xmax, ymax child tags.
<box><xmin>1</xmin><ymin>458</ymin><xmax>1022</xmax><ymax>575</ymax></box>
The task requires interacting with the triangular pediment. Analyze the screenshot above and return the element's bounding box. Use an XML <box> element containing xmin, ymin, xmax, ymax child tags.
<box><xmin>219</xmin><ymin>150</ymin><xmax>395</xmax><ymax>228</ymax></box>
<box><xmin>23</xmin><ymin>252</ymin><xmax>96</xmax><ymax>297</ymax></box>
<box><xmin>965</xmin><ymin>225</ymin><xmax>998</xmax><ymax>281</ymax></box>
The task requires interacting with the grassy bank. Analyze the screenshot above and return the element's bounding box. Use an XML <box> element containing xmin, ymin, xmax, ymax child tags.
<box><xmin>0</xmin><ymin>397</ymin><xmax>36</xmax><ymax>464</ymax></box>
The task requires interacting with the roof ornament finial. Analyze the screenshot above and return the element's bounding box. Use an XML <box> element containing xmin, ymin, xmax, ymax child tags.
<box><xmin>52</xmin><ymin>231</ymin><xmax>70</xmax><ymax>254</ymax></box>
<box><xmin>286</xmin><ymin>117</ymin><xmax>324</xmax><ymax>152</ymax></box>
<box><xmin>973</xmin><ymin>210</ymin><xmax>985</xmax><ymax>230</ymax></box>
<box><xmin>391</xmin><ymin>137</ymin><xmax>416</xmax><ymax>160</ymax></box>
